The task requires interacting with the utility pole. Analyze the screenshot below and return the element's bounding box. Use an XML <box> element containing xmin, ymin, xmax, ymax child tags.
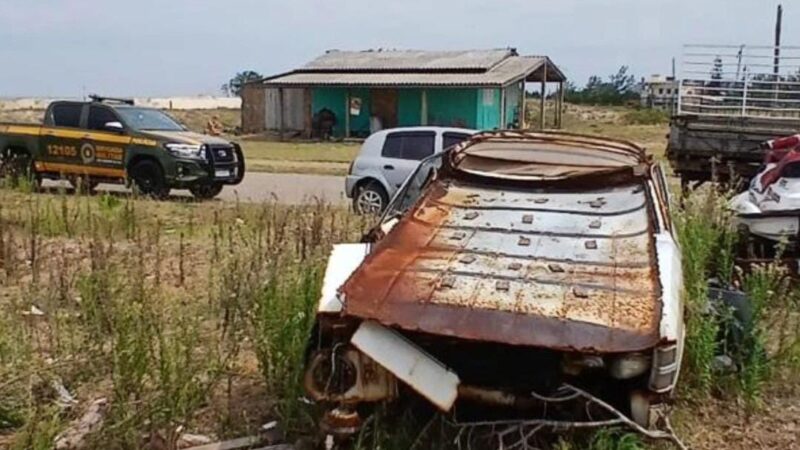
<box><xmin>774</xmin><ymin>4</ymin><xmax>783</xmax><ymax>78</ymax></box>
<box><xmin>773</xmin><ymin>4</ymin><xmax>783</xmax><ymax>105</ymax></box>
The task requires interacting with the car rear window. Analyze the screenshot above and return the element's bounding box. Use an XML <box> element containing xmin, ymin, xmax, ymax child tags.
<box><xmin>443</xmin><ymin>132</ymin><xmax>471</xmax><ymax>149</ymax></box>
<box><xmin>51</xmin><ymin>104</ymin><xmax>82</xmax><ymax>128</ymax></box>
<box><xmin>381</xmin><ymin>131</ymin><xmax>436</xmax><ymax>161</ymax></box>
<box><xmin>87</xmin><ymin>106</ymin><xmax>120</xmax><ymax>131</ymax></box>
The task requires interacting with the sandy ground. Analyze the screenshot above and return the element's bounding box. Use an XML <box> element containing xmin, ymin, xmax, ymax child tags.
<box><xmin>42</xmin><ymin>171</ymin><xmax>348</xmax><ymax>205</ymax></box>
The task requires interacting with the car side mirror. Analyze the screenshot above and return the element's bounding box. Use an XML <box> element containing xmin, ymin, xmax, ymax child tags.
<box><xmin>104</xmin><ymin>121</ymin><xmax>124</xmax><ymax>133</ymax></box>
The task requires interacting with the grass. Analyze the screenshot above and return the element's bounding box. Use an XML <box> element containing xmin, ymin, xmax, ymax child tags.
<box><xmin>0</xmin><ymin>187</ymin><xmax>372</xmax><ymax>448</ymax></box>
<box><xmin>239</xmin><ymin>140</ymin><xmax>358</xmax><ymax>176</ymax></box>
<box><xmin>526</xmin><ymin>101</ymin><xmax>670</xmax><ymax>158</ymax></box>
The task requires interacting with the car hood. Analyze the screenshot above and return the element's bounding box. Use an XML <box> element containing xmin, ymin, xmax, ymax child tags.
<box><xmin>141</xmin><ymin>130</ymin><xmax>232</xmax><ymax>146</ymax></box>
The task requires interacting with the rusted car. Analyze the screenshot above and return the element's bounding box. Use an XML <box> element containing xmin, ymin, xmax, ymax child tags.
<box><xmin>305</xmin><ymin>131</ymin><xmax>684</xmax><ymax>441</ymax></box>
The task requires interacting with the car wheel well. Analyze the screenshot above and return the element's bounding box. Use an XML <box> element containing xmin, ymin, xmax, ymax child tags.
<box><xmin>127</xmin><ymin>155</ymin><xmax>162</xmax><ymax>174</ymax></box>
<box><xmin>355</xmin><ymin>177</ymin><xmax>386</xmax><ymax>195</ymax></box>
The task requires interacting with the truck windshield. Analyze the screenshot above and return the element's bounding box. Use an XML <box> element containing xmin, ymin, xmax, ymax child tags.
<box><xmin>117</xmin><ymin>108</ymin><xmax>184</xmax><ymax>131</ymax></box>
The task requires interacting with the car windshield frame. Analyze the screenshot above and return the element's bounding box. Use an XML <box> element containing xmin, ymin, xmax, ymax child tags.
<box><xmin>379</xmin><ymin>150</ymin><xmax>448</xmax><ymax>225</ymax></box>
<box><xmin>116</xmin><ymin>107</ymin><xmax>185</xmax><ymax>132</ymax></box>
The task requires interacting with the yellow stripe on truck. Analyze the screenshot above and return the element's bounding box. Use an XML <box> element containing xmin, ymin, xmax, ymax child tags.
<box><xmin>34</xmin><ymin>162</ymin><xmax>126</xmax><ymax>178</ymax></box>
<box><xmin>41</xmin><ymin>128</ymin><xmax>132</xmax><ymax>145</ymax></box>
<box><xmin>4</xmin><ymin>125</ymin><xmax>43</xmax><ymax>136</ymax></box>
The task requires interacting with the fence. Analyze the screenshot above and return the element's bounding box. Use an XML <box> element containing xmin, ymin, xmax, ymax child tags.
<box><xmin>678</xmin><ymin>44</ymin><xmax>800</xmax><ymax>120</ymax></box>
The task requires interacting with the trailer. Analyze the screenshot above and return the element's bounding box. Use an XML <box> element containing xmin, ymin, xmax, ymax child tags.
<box><xmin>667</xmin><ymin>44</ymin><xmax>800</xmax><ymax>186</ymax></box>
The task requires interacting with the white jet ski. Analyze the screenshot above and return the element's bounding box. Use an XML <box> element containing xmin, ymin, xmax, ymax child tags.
<box><xmin>731</xmin><ymin>134</ymin><xmax>800</xmax><ymax>243</ymax></box>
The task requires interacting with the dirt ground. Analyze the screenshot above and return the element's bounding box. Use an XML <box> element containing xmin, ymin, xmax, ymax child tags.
<box><xmin>673</xmin><ymin>385</ymin><xmax>800</xmax><ymax>449</ymax></box>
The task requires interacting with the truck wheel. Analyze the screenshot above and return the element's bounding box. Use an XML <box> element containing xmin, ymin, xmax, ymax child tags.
<box><xmin>353</xmin><ymin>181</ymin><xmax>388</xmax><ymax>215</ymax></box>
<box><xmin>189</xmin><ymin>182</ymin><xmax>223</xmax><ymax>200</ymax></box>
<box><xmin>130</xmin><ymin>160</ymin><xmax>170</xmax><ymax>199</ymax></box>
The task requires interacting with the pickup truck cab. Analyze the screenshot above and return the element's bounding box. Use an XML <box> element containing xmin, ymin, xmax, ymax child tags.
<box><xmin>0</xmin><ymin>96</ymin><xmax>245</xmax><ymax>199</ymax></box>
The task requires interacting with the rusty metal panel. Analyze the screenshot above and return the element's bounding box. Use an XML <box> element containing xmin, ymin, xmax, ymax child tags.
<box><xmin>341</xmin><ymin>135</ymin><xmax>662</xmax><ymax>353</ymax></box>
<box><xmin>264</xmin><ymin>87</ymin><xmax>307</xmax><ymax>131</ymax></box>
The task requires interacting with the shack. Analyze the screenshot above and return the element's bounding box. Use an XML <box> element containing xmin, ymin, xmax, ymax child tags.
<box><xmin>242</xmin><ymin>48</ymin><xmax>566</xmax><ymax>137</ymax></box>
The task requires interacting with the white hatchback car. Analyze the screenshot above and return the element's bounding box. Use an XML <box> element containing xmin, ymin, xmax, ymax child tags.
<box><xmin>346</xmin><ymin>127</ymin><xmax>477</xmax><ymax>214</ymax></box>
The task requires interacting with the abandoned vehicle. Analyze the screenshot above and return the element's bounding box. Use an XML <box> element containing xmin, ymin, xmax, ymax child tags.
<box><xmin>304</xmin><ymin>131</ymin><xmax>684</xmax><ymax>441</ymax></box>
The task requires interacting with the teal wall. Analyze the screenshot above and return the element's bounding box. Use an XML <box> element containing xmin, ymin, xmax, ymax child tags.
<box><xmin>311</xmin><ymin>87</ymin><xmax>373</xmax><ymax>137</ymax></box>
<box><xmin>476</xmin><ymin>88</ymin><xmax>501</xmax><ymax>130</ymax></box>
<box><xmin>397</xmin><ymin>90</ymin><xmax>421</xmax><ymax>126</ymax></box>
<box><xmin>427</xmin><ymin>89</ymin><xmax>478</xmax><ymax>128</ymax></box>
<box><xmin>311</xmin><ymin>86</ymin><xmax>505</xmax><ymax>136</ymax></box>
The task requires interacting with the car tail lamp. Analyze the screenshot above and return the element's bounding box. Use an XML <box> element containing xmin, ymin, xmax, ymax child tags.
<box><xmin>649</xmin><ymin>344</ymin><xmax>679</xmax><ymax>393</ymax></box>
<box><xmin>348</xmin><ymin>160</ymin><xmax>355</xmax><ymax>175</ymax></box>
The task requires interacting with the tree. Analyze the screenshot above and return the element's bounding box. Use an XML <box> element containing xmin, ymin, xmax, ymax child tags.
<box><xmin>609</xmin><ymin>66</ymin><xmax>636</xmax><ymax>94</ymax></box>
<box><xmin>221</xmin><ymin>70</ymin><xmax>263</xmax><ymax>97</ymax></box>
<box><xmin>563</xmin><ymin>66</ymin><xmax>641</xmax><ymax>106</ymax></box>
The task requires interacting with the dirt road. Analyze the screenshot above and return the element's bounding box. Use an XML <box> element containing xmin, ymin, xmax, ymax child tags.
<box><xmin>42</xmin><ymin>172</ymin><xmax>348</xmax><ymax>205</ymax></box>
<box><xmin>217</xmin><ymin>172</ymin><xmax>347</xmax><ymax>205</ymax></box>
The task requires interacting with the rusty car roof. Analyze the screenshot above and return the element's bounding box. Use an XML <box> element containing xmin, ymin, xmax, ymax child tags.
<box><xmin>450</xmin><ymin>131</ymin><xmax>648</xmax><ymax>181</ymax></box>
<box><xmin>340</xmin><ymin>132</ymin><xmax>662</xmax><ymax>353</ymax></box>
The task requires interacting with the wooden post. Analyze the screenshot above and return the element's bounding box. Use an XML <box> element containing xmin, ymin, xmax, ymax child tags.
<box><xmin>539</xmin><ymin>63</ymin><xmax>547</xmax><ymax>130</ymax></box>
<box><xmin>278</xmin><ymin>88</ymin><xmax>285</xmax><ymax>141</ymax></box>
<box><xmin>519</xmin><ymin>81</ymin><xmax>526</xmax><ymax>129</ymax></box>
<box><xmin>560</xmin><ymin>81</ymin><xmax>565</xmax><ymax>128</ymax></box>
<box><xmin>345</xmin><ymin>89</ymin><xmax>351</xmax><ymax>138</ymax></box>
<box><xmin>500</xmin><ymin>87</ymin><xmax>506</xmax><ymax>128</ymax></box>
<box><xmin>304</xmin><ymin>88</ymin><xmax>312</xmax><ymax>139</ymax></box>
<box><xmin>420</xmin><ymin>89</ymin><xmax>428</xmax><ymax>125</ymax></box>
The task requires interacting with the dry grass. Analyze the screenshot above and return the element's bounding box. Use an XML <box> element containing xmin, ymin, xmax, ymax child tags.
<box><xmin>527</xmin><ymin>102</ymin><xmax>670</xmax><ymax>158</ymax></box>
<box><xmin>0</xmin><ymin>187</ymin><xmax>372</xmax><ymax>448</ymax></box>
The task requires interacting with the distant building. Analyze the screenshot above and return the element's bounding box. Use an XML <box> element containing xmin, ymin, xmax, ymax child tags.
<box><xmin>641</xmin><ymin>75</ymin><xmax>679</xmax><ymax>113</ymax></box>
<box><xmin>242</xmin><ymin>48</ymin><xmax>566</xmax><ymax>138</ymax></box>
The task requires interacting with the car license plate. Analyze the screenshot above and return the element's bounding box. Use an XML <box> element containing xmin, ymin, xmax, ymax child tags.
<box><xmin>215</xmin><ymin>169</ymin><xmax>231</xmax><ymax>178</ymax></box>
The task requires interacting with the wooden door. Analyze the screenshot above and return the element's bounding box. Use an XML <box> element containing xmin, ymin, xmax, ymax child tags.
<box><xmin>371</xmin><ymin>89</ymin><xmax>398</xmax><ymax>129</ymax></box>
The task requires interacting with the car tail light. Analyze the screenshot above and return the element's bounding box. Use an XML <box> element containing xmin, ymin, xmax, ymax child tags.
<box><xmin>649</xmin><ymin>344</ymin><xmax>679</xmax><ymax>392</ymax></box>
<box><xmin>348</xmin><ymin>160</ymin><xmax>355</xmax><ymax>175</ymax></box>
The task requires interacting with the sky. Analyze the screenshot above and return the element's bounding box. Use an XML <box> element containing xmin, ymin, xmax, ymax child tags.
<box><xmin>0</xmin><ymin>0</ymin><xmax>796</xmax><ymax>97</ymax></box>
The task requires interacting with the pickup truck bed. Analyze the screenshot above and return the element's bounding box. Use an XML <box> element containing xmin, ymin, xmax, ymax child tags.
<box><xmin>667</xmin><ymin>114</ymin><xmax>799</xmax><ymax>184</ymax></box>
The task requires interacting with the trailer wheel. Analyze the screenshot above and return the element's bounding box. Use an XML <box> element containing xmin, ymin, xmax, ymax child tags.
<box><xmin>130</xmin><ymin>159</ymin><xmax>170</xmax><ymax>199</ymax></box>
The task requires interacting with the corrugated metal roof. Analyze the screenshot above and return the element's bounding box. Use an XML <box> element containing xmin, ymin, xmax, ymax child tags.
<box><xmin>263</xmin><ymin>56</ymin><xmax>553</xmax><ymax>88</ymax></box>
<box><xmin>303</xmin><ymin>49</ymin><xmax>514</xmax><ymax>71</ymax></box>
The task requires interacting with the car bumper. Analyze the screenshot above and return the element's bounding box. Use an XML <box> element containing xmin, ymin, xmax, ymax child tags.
<box><xmin>345</xmin><ymin>175</ymin><xmax>360</xmax><ymax>198</ymax></box>
<box><xmin>165</xmin><ymin>145</ymin><xmax>245</xmax><ymax>188</ymax></box>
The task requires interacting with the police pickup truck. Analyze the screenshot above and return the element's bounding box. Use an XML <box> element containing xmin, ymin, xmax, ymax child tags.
<box><xmin>0</xmin><ymin>96</ymin><xmax>245</xmax><ymax>199</ymax></box>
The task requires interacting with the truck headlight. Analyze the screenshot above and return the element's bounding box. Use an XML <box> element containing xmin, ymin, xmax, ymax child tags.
<box><xmin>165</xmin><ymin>143</ymin><xmax>206</xmax><ymax>160</ymax></box>
<box><xmin>609</xmin><ymin>353</ymin><xmax>651</xmax><ymax>379</ymax></box>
